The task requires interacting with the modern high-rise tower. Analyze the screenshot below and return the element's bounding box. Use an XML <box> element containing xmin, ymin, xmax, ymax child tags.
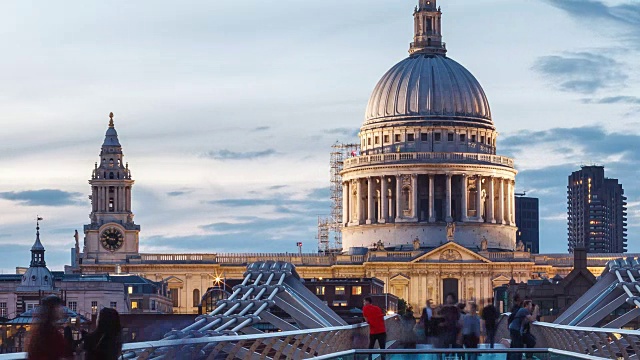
<box><xmin>567</xmin><ymin>166</ymin><xmax>627</xmax><ymax>253</ymax></box>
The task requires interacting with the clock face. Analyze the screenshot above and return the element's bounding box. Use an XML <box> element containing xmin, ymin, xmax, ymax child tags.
<box><xmin>100</xmin><ymin>227</ymin><xmax>124</xmax><ymax>251</ymax></box>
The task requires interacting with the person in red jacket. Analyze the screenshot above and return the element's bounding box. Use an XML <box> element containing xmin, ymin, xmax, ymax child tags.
<box><xmin>363</xmin><ymin>297</ymin><xmax>387</xmax><ymax>349</ymax></box>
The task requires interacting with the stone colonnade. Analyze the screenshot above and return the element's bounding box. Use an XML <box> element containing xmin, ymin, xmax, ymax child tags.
<box><xmin>92</xmin><ymin>185</ymin><xmax>132</xmax><ymax>213</ymax></box>
<box><xmin>343</xmin><ymin>174</ymin><xmax>515</xmax><ymax>226</ymax></box>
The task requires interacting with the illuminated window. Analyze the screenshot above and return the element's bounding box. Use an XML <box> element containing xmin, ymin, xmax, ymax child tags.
<box><xmin>68</xmin><ymin>301</ymin><xmax>77</xmax><ymax>312</ymax></box>
<box><xmin>91</xmin><ymin>301</ymin><xmax>98</xmax><ymax>314</ymax></box>
<box><xmin>316</xmin><ymin>286</ymin><xmax>325</xmax><ymax>295</ymax></box>
<box><xmin>335</xmin><ymin>286</ymin><xmax>345</xmax><ymax>295</ymax></box>
<box><xmin>0</xmin><ymin>302</ymin><xmax>6</xmax><ymax>317</ymax></box>
<box><xmin>131</xmin><ymin>301</ymin><xmax>139</xmax><ymax>310</ymax></box>
<box><xmin>333</xmin><ymin>300</ymin><xmax>347</xmax><ymax>307</ymax></box>
<box><xmin>128</xmin><ymin>286</ymin><xmax>133</xmax><ymax>294</ymax></box>
<box><xmin>352</xmin><ymin>286</ymin><xmax>362</xmax><ymax>295</ymax></box>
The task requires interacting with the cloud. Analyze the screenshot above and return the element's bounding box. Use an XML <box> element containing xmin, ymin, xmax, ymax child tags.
<box><xmin>0</xmin><ymin>189</ymin><xmax>84</xmax><ymax>207</ymax></box>
<box><xmin>502</xmin><ymin>126</ymin><xmax>640</xmax><ymax>252</ymax></box>
<box><xmin>252</xmin><ymin>126</ymin><xmax>270</xmax><ymax>132</ymax></box>
<box><xmin>201</xmin><ymin>149</ymin><xmax>277</xmax><ymax>160</ymax></box>
<box><xmin>532</xmin><ymin>52</ymin><xmax>627</xmax><ymax>94</ymax></box>
<box><xmin>323</xmin><ymin>128</ymin><xmax>360</xmax><ymax>138</ymax></box>
<box><xmin>167</xmin><ymin>190</ymin><xmax>192</xmax><ymax>197</ymax></box>
<box><xmin>208</xmin><ymin>188</ymin><xmax>330</xmax><ymax>216</ymax></box>
<box><xmin>582</xmin><ymin>96</ymin><xmax>640</xmax><ymax>105</ymax></box>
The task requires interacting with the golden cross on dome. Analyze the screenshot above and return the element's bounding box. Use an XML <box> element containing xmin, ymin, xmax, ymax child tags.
<box><xmin>109</xmin><ymin>112</ymin><xmax>114</xmax><ymax>128</ymax></box>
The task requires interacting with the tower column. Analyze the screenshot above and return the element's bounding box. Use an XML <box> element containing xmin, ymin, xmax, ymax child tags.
<box><xmin>103</xmin><ymin>187</ymin><xmax>107</xmax><ymax>212</ymax></box>
<box><xmin>114</xmin><ymin>187</ymin><xmax>119</xmax><ymax>212</ymax></box>
<box><xmin>476</xmin><ymin>175</ymin><xmax>483</xmax><ymax>222</ymax></box>
<box><xmin>499</xmin><ymin>178</ymin><xmax>505</xmax><ymax>224</ymax></box>
<box><xmin>395</xmin><ymin>175</ymin><xmax>402</xmax><ymax>222</ymax></box>
<box><xmin>342</xmin><ymin>182</ymin><xmax>349</xmax><ymax>226</ymax></box>
<box><xmin>428</xmin><ymin>174</ymin><xmax>435</xmax><ymax>222</ymax></box>
<box><xmin>411</xmin><ymin>174</ymin><xmax>418</xmax><ymax>220</ymax></box>
<box><xmin>367</xmin><ymin>177</ymin><xmax>375</xmax><ymax>225</ymax></box>
<box><xmin>509</xmin><ymin>180</ymin><xmax>515</xmax><ymax>225</ymax></box>
<box><xmin>445</xmin><ymin>173</ymin><xmax>452</xmax><ymax>222</ymax></box>
<box><xmin>461</xmin><ymin>174</ymin><xmax>468</xmax><ymax>222</ymax></box>
<box><xmin>357</xmin><ymin>179</ymin><xmax>364</xmax><ymax>224</ymax></box>
<box><xmin>488</xmin><ymin>177</ymin><xmax>496</xmax><ymax>223</ymax></box>
<box><xmin>380</xmin><ymin>176</ymin><xmax>387</xmax><ymax>224</ymax></box>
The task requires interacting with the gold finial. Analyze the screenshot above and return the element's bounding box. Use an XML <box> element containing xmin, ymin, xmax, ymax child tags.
<box><xmin>109</xmin><ymin>112</ymin><xmax>114</xmax><ymax>128</ymax></box>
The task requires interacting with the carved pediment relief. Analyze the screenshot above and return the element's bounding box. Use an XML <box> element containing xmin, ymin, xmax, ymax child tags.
<box><xmin>412</xmin><ymin>242</ymin><xmax>491</xmax><ymax>263</ymax></box>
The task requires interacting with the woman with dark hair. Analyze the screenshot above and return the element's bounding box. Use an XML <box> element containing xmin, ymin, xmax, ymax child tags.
<box><xmin>27</xmin><ymin>295</ymin><xmax>69</xmax><ymax>360</ymax></box>
<box><xmin>83</xmin><ymin>308</ymin><xmax>122</xmax><ymax>360</ymax></box>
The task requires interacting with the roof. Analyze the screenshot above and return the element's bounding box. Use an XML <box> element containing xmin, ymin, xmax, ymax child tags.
<box><xmin>364</xmin><ymin>54</ymin><xmax>492</xmax><ymax>128</ymax></box>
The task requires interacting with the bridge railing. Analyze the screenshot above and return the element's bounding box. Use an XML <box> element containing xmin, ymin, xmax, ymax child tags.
<box><xmin>497</xmin><ymin>314</ymin><xmax>640</xmax><ymax>359</ymax></box>
<box><xmin>0</xmin><ymin>315</ymin><xmax>403</xmax><ymax>360</ymax></box>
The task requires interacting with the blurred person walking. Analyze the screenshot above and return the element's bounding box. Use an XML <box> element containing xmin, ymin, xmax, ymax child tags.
<box><xmin>482</xmin><ymin>299</ymin><xmax>499</xmax><ymax>348</ymax></box>
<box><xmin>27</xmin><ymin>295</ymin><xmax>70</xmax><ymax>360</ymax></box>
<box><xmin>83</xmin><ymin>308</ymin><xmax>122</xmax><ymax>360</ymax></box>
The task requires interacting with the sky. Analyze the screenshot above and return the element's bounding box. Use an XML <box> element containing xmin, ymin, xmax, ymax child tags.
<box><xmin>0</xmin><ymin>0</ymin><xmax>639</xmax><ymax>272</ymax></box>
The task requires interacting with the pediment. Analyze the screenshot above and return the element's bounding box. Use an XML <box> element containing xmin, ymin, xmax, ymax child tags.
<box><xmin>492</xmin><ymin>275</ymin><xmax>510</xmax><ymax>282</ymax></box>
<box><xmin>411</xmin><ymin>242</ymin><xmax>491</xmax><ymax>263</ymax></box>
<box><xmin>164</xmin><ymin>275</ymin><xmax>184</xmax><ymax>284</ymax></box>
<box><xmin>389</xmin><ymin>273</ymin><xmax>411</xmax><ymax>283</ymax></box>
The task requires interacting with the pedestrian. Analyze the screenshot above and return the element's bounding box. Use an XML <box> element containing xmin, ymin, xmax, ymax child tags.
<box><xmin>419</xmin><ymin>299</ymin><xmax>437</xmax><ymax>345</ymax></box>
<box><xmin>509</xmin><ymin>300</ymin><xmax>536</xmax><ymax>359</ymax></box>
<box><xmin>83</xmin><ymin>307</ymin><xmax>122</xmax><ymax>360</ymax></box>
<box><xmin>63</xmin><ymin>319</ymin><xmax>74</xmax><ymax>355</ymax></box>
<box><xmin>438</xmin><ymin>293</ymin><xmax>460</xmax><ymax>349</ymax></box>
<box><xmin>362</xmin><ymin>297</ymin><xmax>387</xmax><ymax>349</ymax></box>
<box><xmin>462</xmin><ymin>303</ymin><xmax>481</xmax><ymax>349</ymax></box>
<box><xmin>522</xmin><ymin>303</ymin><xmax>539</xmax><ymax>358</ymax></box>
<box><xmin>482</xmin><ymin>298</ymin><xmax>499</xmax><ymax>348</ymax></box>
<box><xmin>27</xmin><ymin>295</ymin><xmax>70</xmax><ymax>360</ymax></box>
<box><xmin>507</xmin><ymin>294</ymin><xmax>522</xmax><ymax>328</ymax></box>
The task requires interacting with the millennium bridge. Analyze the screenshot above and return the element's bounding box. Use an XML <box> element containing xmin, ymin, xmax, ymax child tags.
<box><xmin>2</xmin><ymin>259</ymin><xmax>640</xmax><ymax>359</ymax></box>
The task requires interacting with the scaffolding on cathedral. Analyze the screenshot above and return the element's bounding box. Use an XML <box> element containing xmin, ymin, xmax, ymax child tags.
<box><xmin>317</xmin><ymin>142</ymin><xmax>359</xmax><ymax>253</ymax></box>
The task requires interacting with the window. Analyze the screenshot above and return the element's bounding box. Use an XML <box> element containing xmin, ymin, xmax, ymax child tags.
<box><xmin>447</xmin><ymin>133</ymin><xmax>454</xmax><ymax>141</ymax></box>
<box><xmin>407</xmin><ymin>134</ymin><xmax>415</xmax><ymax>141</ymax></box>
<box><xmin>170</xmin><ymin>289</ymin><xmax>179</xmax><ymax>307</ymax></box>
<box><xmin>68</xmin><ymin>301</ymin><xmax>77</xmax><ymax>312</ymax></box>
<box><xmin>383</xmin><ymin>135</ymin><xmax>389</xmax><ymax>143</ymax></box>
<box><xmin>151</xmin><ymin>300</ymin><xmax>156</xmax><ymax>311</ymax></box>
<box><xmin>128</xmin><ymin>286</ymin><xmax>133</xmax><ymax>294</ymax></box>
<box><xmin>394</xmin><ymin>134</ymin><xmax>401</xmax><ymax>142</ymax></box>
<box><xmin>193</xmin><ymin>289</ymin><xmax>200</xmax><ymax>307</ymax></box>
<box><xmin>0</xmin><ymin>302</ymin><xmax>6</xmax><ymax>317</ymax></box>
<box><xmin>316</xmin><ymin>286</ymin><xmax>325</xmax><ymax>295</ymax></box>
<box><xmin>471</xmin><ymin>134</ymin><xmax>476</xmax><ymax>142</ymax></box>
<box><xmin>421</xmin><ymin>133</ymin><xmax>428</xmax><ymax>141</ymax></box>
<box><xmin>110</xmin><ymin>302</ymin><xmax>117</xmax><ymax>309</ymax></box>
<box><xmin>333</xmin><ymin>300</ymin><xmax>347</xmax><ymax>307</ymax></box>
<box><xmin>91</xmin><ymin>301</ymin><xmax>98</xmax><ymax>314</ymax></box>
<box><xmin>374</xmin><ymin>136</ymin><xmax>380</xmax><ymax>145</ymax></box>
<box><xmin>27</xmin><ymin>303</ymin><xmax>37</xmax><ymax>311</ymax></box>
<box><xmin>352</xmin><ymin>286</ymin><xmax>362</xmax><ymax>295</ymax></box>
<box><xmin>335</xmin><ymin>286</ymin><xmax>346</xmax><ymax>295</ymax></box>
<box><xmin>367</xmin><ymin>138</ymin><xmax>371</xmax><ymax>146</ymax></box>
<box><xmin>131</xmin><ymin>301</ymin><xmax>139</xmax><ymax>310</ymax></box>
<box><xmin>480</xmin><ymin>136</ymin><xmax>485</xmax><ymax>143</ymax></box>
<box><xmin>460</xmin><ymin>134</ymin><xmax>466</xmax><ymax>142</ymax></box>
<box><xmin>434</xmin><ymin>133</ymin><xmax>441</xmax><ymax>142</ymax></box>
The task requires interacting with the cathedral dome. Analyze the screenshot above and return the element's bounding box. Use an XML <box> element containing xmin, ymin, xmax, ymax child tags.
<box><xmin>364</xmin><ymin>54</ymin><xmax>492</xmax><ymax>128</ymax></box>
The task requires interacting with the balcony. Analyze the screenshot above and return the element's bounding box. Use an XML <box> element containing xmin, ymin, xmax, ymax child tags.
<box><xmin>343</xmin><ymin>152</ymin><xmax>514</xmax><ymax>170</ymax></box>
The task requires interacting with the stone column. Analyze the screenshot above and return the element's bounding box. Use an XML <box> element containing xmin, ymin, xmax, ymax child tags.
<box><xmin>411</xmin><ymin>174</ymin><xmax>418</xmax><ymax>220</ymax></box>
<box><xmin>476</xmin><ymin>175</ymin><xmax>483</xmax><ymax>222</ymax></box>
<box><xmin>488</xmin><ymin>177</ymin><xmax>495</xmax><ymax>223</ymax></box>
<box><xmin>380</xmin><ymin>176</ymin><xmax>387</xmax><ymax>223</ymax></box>
<box><xmin>509</xmin><ymin>180</ymin><xmax>515</xmax><ymax>225</ymax></box>
<box><xmin>461</xmin><ymin>174</ymin><xmax>468</xmax><ymax>222</ymax></box>
<box><xmin>499</xmin><ymin>178</ymin><xmax>505</xmax><ymax>224</ymax></box>
<box><xmin>356</xmin><ymin>179</ymin><xmax>364</xmax><ymax>224</ymax></box>
<box><xmin>342</xmin><ymin>182</ymin><xmax>349</xmax><ymax>225</ymax></box>
<box><xmin>103</xmin><ymin>187</ymin><xmax>108</xmax><ymax>212</ymax></box>
<box><xmin>445</xmin><ymin>173</ymin><xmax>452</xmax><ymax>222</ymax></box>
<box><xmin>126</xmin><ymin>187</ymin><xmax>131</xmax><ymax>212</ymax></box>
<box><xmin>395</xmin><ymin>175</ymin><xmax>402</xmax><ymax>222</ymax></box>
<box><xmin>367</xmin><ymin>177</ymin><xmax>375</xmax><ymax>225</ymax></box>
<box><xmin>428</xmin><ymin>174</ymin><xmax>435</xmax><ymax>222</ymax></box>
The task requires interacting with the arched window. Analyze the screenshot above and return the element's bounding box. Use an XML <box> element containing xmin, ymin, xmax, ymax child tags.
<box><xmin>402</xmin><ymin>186</ymin><xmax>410</xmax><ymax>212</ymax></box>
<box><xmin>109</xmin><ymin>172</ymin><xmax>114</xmax><ymax>179</ymax></box>
<box><xmin>193</xmin><ymin>289</ymin><xmax>201</xmax><ymax>307</ymax></box>
<box><xmin>109</xmin><ymin>159</ymin><xmax>114</xmax><ymax>168</ymax></box>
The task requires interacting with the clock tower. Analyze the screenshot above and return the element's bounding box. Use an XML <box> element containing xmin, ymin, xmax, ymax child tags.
<box><xmin>82</xmin><ymin>113</ymin><xmax>140</xmax><ymax>263</ymax></box>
